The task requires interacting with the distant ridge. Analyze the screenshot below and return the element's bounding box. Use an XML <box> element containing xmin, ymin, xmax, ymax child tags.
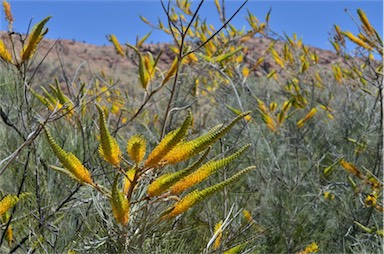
<box><xmin>0</xmin><ymin>31</ymin><xmax>344</xmax><ymax>85</ymax></box>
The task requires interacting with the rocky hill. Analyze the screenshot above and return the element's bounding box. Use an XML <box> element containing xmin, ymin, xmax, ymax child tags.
<box><xmin>0</xmin><ymin>31</ymin><xmax>343</xmax><ymax>86</ymax></box>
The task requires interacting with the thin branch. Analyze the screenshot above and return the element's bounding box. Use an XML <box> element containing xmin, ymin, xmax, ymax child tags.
<box><xmin>0</xmin><ymin>107</ymin><xmax>26</xmax><ymax>141</ymax></box>
<box><xmin>186</xmin><ymin>0</ymin><xmax>248</xmax><ymax>57</ymax></box>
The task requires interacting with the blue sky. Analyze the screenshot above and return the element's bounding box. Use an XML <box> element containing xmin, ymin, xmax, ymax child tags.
<box><xmin>1</xmin><ymin>0</ymin><xmax>383</xmax><ymax>52</ymax></box>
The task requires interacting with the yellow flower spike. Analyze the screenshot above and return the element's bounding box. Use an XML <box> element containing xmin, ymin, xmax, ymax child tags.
<box><xmin>145</xmin><ymin>110</ymin><xmax>192</xmax><ymax>168</ymax></box>
<box><xmin>0</xmin><ymin>194</ymin><xmax>19</xmax><ymax>216</ymax></box>
<box><xmin>21</xmin><ymin>16</ymin><xmax>51</xmax><ymax>62</ymax></box>
<box><xmin>143</xmin><ymin>53</ymin><xmax>153</xmax><ymax>75</ymax></box>
<box><xmin>250</xmin><ymin>57</ymin><xmax>264</xmax><ymax>71</ymax></box>
<box><xmin>300</xmin><ymin>61</ymin><xmax>309</xmax><ymax>74</ymax></box>
<box><xmin>147</xmin><ymin>147</ymin><xmax>211</xmax><ymax>197</ymax></box>
<box><xmin>108</xmin><ymin>34</ymin><xmax>125</xmax><ymax>56</ymax></box>
<box><xmin>136</xmin><ymin>31</ymin><xmax>152</xmax><ymax>48</ymax></box>
<box><xmin>65</xmin><ymin>154</ymin><xmax>94</xmax><ymax>185</ymax></box>
<box><xmin>334</xmin><ymin>25</ymin><xmax>344</xmax><ymax>42</ymax></box>
<box><xmin>270</xmin><ymin>102</ymin><xmax>278</xmax><ymax>112</ymax></box>
<box><xmin>44</xmin><ymin>127</ymin><xmax>94</xmax><ymax>185</ymax></box>
<box><xmin>214</xmin><ymin>0</ymin><xmax>221</xmax><ymax>14</ymax></box>
<box><xmin>6</xmin><ymin>224</ymin><xmax>13</xmax><ymax>246</ymax></box>
<box><xmin>261</xmin><ymin>112</ymin><xmax>277</xmax><ymax>132</ymax></box>
<box><xmin>236</xmin><ymin>54</ymin><xmax>244</xmax><ymax>63</ymax></box>
<box><xmin>342</xmin><ymin>31</ymin><xmax>372</xmax><ymax>51</ymax></box>
<box><xmin>365</xmin><ymin>194</ymin><xmax>377</xmax><ymax>207</ymax></box>
<box><xmin>242</xmin><ymin>209</ymin><xmax>253</xmax><ymax>223</ymax></box>
<box><xmin>323</xmin><ymin>191</ymin><xmax>335</xmax><ymax>200</ymax></box>
<box><xmin>242</xmin><ymin>67</ymin><xmax>250</xmax><ymax>77</ymax></box>
<box><xmin>0</xmin><ymin>39</ymin><xmax>12</xmax><ymax>63</ymax></box>
<box><xmin>257</xmin><ymin>99</ymin><xmax>268</xmax><ymax>114</ymax></box>
<box><xmin>2</xmin><ymin>1</ymin><xmax>13</xmax><ymax>27</ymax></box>
<box><xmin>213</xmin><ymin>220</ymin><xmax>223</xmax><ymax>250</ymax></box>
<box><xmin>223</xmin><ymin>243</ymin><xmax>247</xmax><ymax>254</ymax></box>
<box><xmin>163</xmin><ymin>166</ymin><xmax>256</xmax><ymax>220</ymax></box>
<box><xmin>161</xmin><ymin>112</ymin><xmax>251</xmax><ymax>165</ymax></box>
<box><xmin>187</xmin><ymin>52</ymin><xmax>198</xmax><ymax>63</ymax></box>
<box><xmin>123</xmin><ymin>168</ymin><xmax>136</xmax><ymax>196</ymax></box>
<box><xmin>297</xmin><ymin>108</ymin><xmax>317</xmax><ymax>128</ymax></box>
<box><xmin>358</xmin><ymin>33</ymin><xmax>375</xmax><ymax>48</ymax></box>
<box><xmin>332</xmin><ymin>65</ymin><xmax>343</xmax><ymax>83</ymax></box>
<box><xmin>215</xmin><ymin>47</ymin><xmax>243</xmax><ymax>63</ymax></box>
<box><xmin>170</xmin><ymin>144</ymin><xmax>250</xmax><ymax>194</ymax></box>
<box><xmin>357</xmin><ymin>9</ymin><xmax>375</xmax><ymax>36</ymax></box>
<box><xmin>127</xmin><ymin>43</ymin><xmax>153</xmax><ymax>89</ymax></box>
<box><xmin>111</xmin><ymin>101</ymin><xmax>123</xmax><ymax>115</ymax></box>
<box><xmin>161</xmin><ymin>57</ymin><xmax>179</xmax><ymax>86</ymax></box>
<box><xmin>127</xmin><ymin>135</ymin><xmax>146</xmax><ymax>164</ymax></box>
<box><xmin>282</xmin><ymin>100</ymin><xmax>292</xmax><ymax>112</ymax></box>
<box><xmin>244</xmin><ymin>115</ymin><xmax>252</xmax><ymax>122</ymax></box>
<box><xmin>96</xmin><ymin>104</ymin><xmax>122</xmax><ymax>166</ymax></box>
<box><xmin>1</xmin><ymin>212</ymin><xmax>13</xmax><ymax>246</ymax></box>
<box><xmin>297</xmin><ymin>242</ymin><xmax>319</xmax><ymax>254</ymax></box>
<box><xmin>270</xmin><ymin>47</ymin><xmax>285</xmax><ymax>68</ymax></box>
<box><xmin>340</xmin><ymin>158</ymin><xmax>363</xmax><ymax>178</ymax></box>
<box><xmin>277</xmin><ymin>111</ymin><xmax>286</xmax><ymax>125</ymax></box>
<box><xmin>110</xmin><ymin>174</ymin><xmax>130</xmax><ymax>225</ymax></box>
<box><xmin>138</xmin><ymin>52</ymin><xmax>150</xmax><ymax>90</ymax></box>
<box><xmin>242</xmin><ymin>209</ymin><xmax>265</xmax><ymax>232</ymax></box>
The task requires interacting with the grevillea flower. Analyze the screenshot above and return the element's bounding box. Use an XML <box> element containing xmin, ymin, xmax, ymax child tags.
<box><xmin>5</xmin><ymin>224</ymin><xmax>12</xmax><ymax>246</ymax></box>
<box><xmin>123</xmin><ymin>168</ymin><xmax>136</xmax><ymax>196</ymax></box>
<box><xmin>147</xmin><ymin>147</ymin><xmax>211</xmax><ymax>197</ymax></box>
<box><xmin>96</xmin><ymin>104</ymin><xmax>122</xmax><ymax>166</ymax></box>
<box><xmin>223</xmin><ymin>242</ymin><xmax>247</xmax><ymax>254</ymax></box>
<box><xmin>2</xmin><ymin>0</ymin><xmax>13</xmax><ymax>30</ymax></box>
<box><xmin>108</xmin><ymin>34</ymin><xmax>125</xmax><ymax>56</ymax></box>
<box><xmin>163</xmin><ymin>166</ymin><xmax>255</xmax><ymax>219</ymax></box>
<box><xmin>342</xmin><ymin>31</ymin><xmax>373</xmax><ymax>51</ymax></box>
<box><xmin>161</xmin><ymin>112</ymin><xmax>251</xmax><ymax>165</ymax></box>
<box><xmin>297</xmin><ymin>242</ymin><xmax>319</xmax><ymax>254</ymax></box>
<box><xmin>242</xmin><ymin>209</ymin><xmax>265</xmax><ymax>232</ymax></box>
<box><xmin>261</xmin><ymin>112</ymin><xmax>277</xmax><ymax>132</ymax></box>
<box><xmin>0</xmin><ymin>211</ymin><xmax>13</xmax><ymax>246</ymax></box>
<box><xmin>242</xmin><ymin>209</ymin><xmax>253</xmax><ymax>223</ymax></box>
<box><xmin>127</xmin><ymin>135</ymin><xmax>146</xmax><ymax>164</ymax></box>
<box><xmin>0</xmin><ymin>39</ymin><xmax>11</xmax><ymax>63</ymax></box>
<box><xmin>21</xmin><ymin>16</ymin><xmax>51</xmax><ymax>62</ymax></box>
<box><xmin>297</xmin><ymin>108</ymin><xmax>317</xmax><ymax>128</ymax></box>
<box><xmin>357</xmin><ymin>9</ymin><xmax>375</xmax><ymax>36</ymax></box>
<box><xmin>213</xmin><ymin>220</ymin><xmax>223</xmax><ymax>250</ymax></box>
<box><xmin>0</xmin><ymin>194</ymin><xmax>19</xmax><ymax>216</ymax></box>
<box><xmin>145</xmin><ymin>110</ymin><xmax>192</xmax><ymax>168</ymax></box>
<box><xmin>170</xmin><ymin>144</ymin><xmax>250</xmax><ymax>194</ymax></box>
<box><xmin>111</xmin><ymin>174</ymin><xmax>130</xmax><ymax>225</ymax></box>
<box><xmin>44</xmin><ymin>127</ymin><xmax>94</xmax><ymax>185</ymax></box>
<box><xmin>340</xmin><ymin>158</ymin><xmax>362</xmax><ymax>178</ymax></box>
<box><xmin>161</xmin><ymin>57</ymin><xmax>179</xmax><ymax>86</ymax></box>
